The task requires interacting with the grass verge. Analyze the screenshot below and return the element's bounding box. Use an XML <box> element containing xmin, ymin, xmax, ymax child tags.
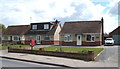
<box><xmin>34</xmin><ymin>46</ymin><xmax>104</xmax><ymax>57</ymax></box>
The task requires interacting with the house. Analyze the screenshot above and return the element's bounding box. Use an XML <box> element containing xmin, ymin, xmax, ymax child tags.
<box><xmin>2</xmin><ymin>25</ymin><xmax>30</xmax><ymax>44</ymax></box>
<box><xmin>109</xmin><ymin>26</ymin><xmax>120</xmax><ymax>45</ymax></box>
<box><xmin>24</xmin><ymin>20</ymin><xmax>61</xmax><ymax>45</ymax></box>
<box><xmin>59</xmin><ymin>18</ymin><xmax>104</xmax><ymax>46</ymax></box>
<box><xmin>2</xmin><ymin>20</ymin><xmax>61</xmax><ymax>45</ymax></box>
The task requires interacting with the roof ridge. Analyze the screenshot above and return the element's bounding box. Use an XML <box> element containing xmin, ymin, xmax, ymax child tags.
<box><xmin>31</xmin><ymin>22</ymin><xmax>52</xmax><ymax>24</ymax></box>
<box><xmin>9</xmin><ymin>25</ymin><xmax>29</xmax><ymax>27</ymax></box>
<box><xmin>65</xmin><ymin>20</ymin><xmax>101</xmax><ymax>23</ymax></box>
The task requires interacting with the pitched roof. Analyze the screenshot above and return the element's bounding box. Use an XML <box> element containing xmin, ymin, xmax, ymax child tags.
<box><xmin>3</xmin><ymin>25</ymin><xmax>30</xmax><ymax>35</ymax></box>
<box><xmin>25</xmin><ymin>22</ymin><xmax>59</xmax><ymax>35</ymax></box>
<box><xmin>110</xmin><ymin>26</ymin><xmax>120</xmax><ymax>35</ymax></box>
<box><xmin>60</xmin><ymin>21</ymin><xmax>102</xmax><ymax>34</ymax></box>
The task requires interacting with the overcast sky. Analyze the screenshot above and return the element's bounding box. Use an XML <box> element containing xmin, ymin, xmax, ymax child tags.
<box><xmin>0</xmin><ymin>0</ymin><xmax>119</xmax><ymax>33</ymax></box>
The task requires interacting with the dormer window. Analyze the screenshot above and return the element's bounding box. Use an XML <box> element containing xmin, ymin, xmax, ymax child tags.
<box><xmin>32</xmin><ymin>25</ymin><xmax>37</xmax><ymax>30</ymax></box>
<box><xmin>44</xmin><ymin>24</ymin><xmax>49</xmax><ymax>29</ymax></box>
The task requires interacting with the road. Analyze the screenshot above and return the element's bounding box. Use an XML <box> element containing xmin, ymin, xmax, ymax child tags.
<box><xmin>1</xmin><ymin>58</ymin><xmax>58</xmax><ymax>67</ymax></box>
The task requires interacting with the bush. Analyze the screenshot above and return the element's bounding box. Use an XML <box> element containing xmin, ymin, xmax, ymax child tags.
<box><xmin>55</xmin><ymin>48</ymin><xmax>59</xmax><ymax>52</ymax></box>
<box><xmin>55</xmin><ymin>48</ymin><xmax>62</xmax><ymax>52</ymax></box>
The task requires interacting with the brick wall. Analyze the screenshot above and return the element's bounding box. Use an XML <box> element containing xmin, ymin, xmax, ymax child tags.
<box><xmin>53</xmin><ymin>41</ymin><xmax>59</xmax><ymax>45</ymax></box>
<box><xmin>41</xmin><ymin>41</ymin><xmax>53</xmax><ymax>45</ymax></box>
<box><xmin>82</xmin><ymin>41</ymin><xmax>102</xmax><ymax>46</ymax></box>
<box><xmin>24</xmin><ymin>40</ymin><xmax>30</xmax><ymax>45</ymax></box>
<box><xmin>60</xmin><ymin>41</ymin><xmax>102</xmax><ymax>46</ymax></box>
<box><xmin>60</xmin><ymin>41</ymin><xmax>76</xmax><ymax>46</ymax></box>
<box><xmin>8</xmin><ymin>48</ymin><xmax>94</xmax><ymax>61</ymax></box>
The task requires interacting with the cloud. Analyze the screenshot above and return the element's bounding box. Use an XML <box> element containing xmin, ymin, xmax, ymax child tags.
<box><xmin>0</xmin><ymin>0</ymin><xmax>118</xmax><ymax>33</ymax></box>
<box><xmin>108</xmin><ymin>0</ymin><xmax>119</xmax><ymax>16</ymax></box>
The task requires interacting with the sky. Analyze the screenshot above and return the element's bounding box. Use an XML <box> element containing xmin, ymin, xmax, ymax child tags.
<box><xmin>0</xmin><ymin>0</ymin><xmax>119</xmax><ymax>33</ymax></box>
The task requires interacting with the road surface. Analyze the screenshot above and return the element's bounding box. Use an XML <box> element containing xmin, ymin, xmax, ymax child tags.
<box><xmin>1</xmin><ymin>58</ymin><xmax>58</xmax><ymax>67</ymax></box>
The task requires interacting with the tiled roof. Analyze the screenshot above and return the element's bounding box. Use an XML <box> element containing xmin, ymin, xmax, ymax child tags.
<box><xmin>25</xmin><ymin>23</ymin><xmax>58</xmax><ymax>35</ymax></box>
<box><xmin>3</xmin><ymin>25</ymin><xmax>30</xmax><ymax>35</ymax></box>
<box><xmin>110</xmin><ymin>26</ymin><xmax>120</xmax><ymax>35</ymax></box>
<box><xmin>60</xmin><ymin>21</ymin><xmax>102</xmax><ymax>34</ymax></box>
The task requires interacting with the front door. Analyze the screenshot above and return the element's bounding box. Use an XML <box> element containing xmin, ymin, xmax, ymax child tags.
<box><xmin>10</xmin><ymin>36</ymin><xmax>12</xmax><ymax>42</ymax></box>
<box><xmin>36</xmin><ymin>35</ymin><xmax>41</xmax><ymax>44</ymax></box>
<box><xmin>77</xmin><ymin>35</ymin><xmax>82</xmax><ymax>45</ymax></box>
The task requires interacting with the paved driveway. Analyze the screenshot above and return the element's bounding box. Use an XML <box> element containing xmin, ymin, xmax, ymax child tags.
<box><xmin>95</xmin><ymin>45</ymin><xmax>118</xmax><ymax>63</ymax></box>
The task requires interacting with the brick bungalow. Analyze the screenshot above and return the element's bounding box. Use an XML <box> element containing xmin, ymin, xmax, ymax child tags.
<box><xmin>109</xmin><ymin>26</ymin><xmax>120</xmax><ymax>45</ymax></box>
<box><xmin>2</xmin><ymin>25</ymin><xmax>30</xmax><ymax>44</ymax></box>
<box><xmin>59</xmin><ymin>18</ymin><xmax>104</xmax><ymax>46</ymax></box>
<box><xmin>2</xmin><ymin>20</ymin><xmax>61</xmax><ymax>45</ymax></box>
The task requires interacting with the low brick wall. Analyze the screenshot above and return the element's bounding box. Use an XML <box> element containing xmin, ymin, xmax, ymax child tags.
<box><xmin>8</xmin><ymin>47</ymin><xmax>94</xmax><ymax>61</ymax></box>
<box><xmin>82</xmin><ymin>41</ymin><xmax>102</xmax><ymax>46</ymax></box>
<box><xmin>41</xmin><ymin>41</ymin><xmax>53</xmax><ymax>45</ymax></box>
<box><xmin>60</xmin><ymin>41</ymin><xmax>76</xmax><ymax>46</ymax></box>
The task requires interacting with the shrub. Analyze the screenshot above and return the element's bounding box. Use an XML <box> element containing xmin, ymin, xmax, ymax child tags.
<box><xmin>55</xmin><ymin>48</ymin><xmax>63</xmax><ymax>52</ymax></box>
<box><xmin>55</xmin><ymin>48</ymin><xmax>59</xmax><ymax>52</ymax></box>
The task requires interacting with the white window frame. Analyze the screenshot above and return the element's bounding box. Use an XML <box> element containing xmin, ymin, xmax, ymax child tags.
<box><xmin>32</xmin><ymin>25</ymin><xmax>37</xmax><ymax>30</ymax></box>
<box><xmin>64</xmin><ymin>34</ymin><xmax>72</xmax><ymax>42</ymax></box>
<box><xmin>86</xmin><ymin>34</ymin><xmax>95</xmax><ymax>42</ymax></box>
<box><xmin>44</xmin><ymin>24</ymin><xmax>49</xmax><ymax>29</ymax></box>
<box><xmin>13</xmin><ymin>36</ymin><xmax>20</xmax><ymax>41</ymax></box>
<box><xmin>91</xmin><ymin>36</ymin><xmax>95</xmax><ymax>42</ymax></box>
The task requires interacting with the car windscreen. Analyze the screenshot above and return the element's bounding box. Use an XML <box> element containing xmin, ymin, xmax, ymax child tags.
<box><xmin>106</xmin><ymin>39</ymin><xmax>112</xmax><ymax>40</ymax></box>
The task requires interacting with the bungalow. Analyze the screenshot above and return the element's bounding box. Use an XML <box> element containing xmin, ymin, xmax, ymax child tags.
<box><xmin>109</xmin><ymin>26</ymin><xmax>120</xmax><ymax>45</ymax></box>
<box><xmin>2</xmin><ymin>20</ymin><xmax>61</xmax><ymax>45</ymax></box>
<box><xmin>59</xmin><ymin>18</ymin><xmax>104</xmax><ymax>46</ymax></box>
<box><xmin>2</xmin><ymin>25</ymin><xmax>30</xmax><ymax>44</ymax></box>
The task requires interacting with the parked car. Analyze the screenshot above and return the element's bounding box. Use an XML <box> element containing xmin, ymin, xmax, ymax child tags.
<box><xmin>105</xmin><ymin>38</ymin><xmax>114</xmax><ymax>46</ymax></box>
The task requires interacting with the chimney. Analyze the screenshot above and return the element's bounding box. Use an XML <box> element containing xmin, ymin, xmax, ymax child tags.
<box><xmin>101</xmin><ymin>17</ymin><xmax>104</xmax><ymax>45</ymax></box>
<box><xmin>54</xmin><ymin>19</ymin><xmax>60</xmax><ymax>24</ymax></box>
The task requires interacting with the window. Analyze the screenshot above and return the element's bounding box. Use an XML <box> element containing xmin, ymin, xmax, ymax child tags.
<box><xmin>86</xmin><ymin>35</ymin><xmax>95</xmax><ymax>42</ymax></box>
<box><xmin>28</xmin><ymin>36</ymin><xmax>33</xmax><ymax>40</ymax></box>
<box><xmin>64</xmin><ymin>34</ymin><xmax>72</xmax><ymax>42</ymax></box>
<box><xmin>14</xmin><ymin>36</ymin><xmax>20</xmax><ymax>41</ymax></box>
<box><xmin>32</xmin><ymin>25</ymin><xmax>37</xmax><ymax>30</ymax></box>
<box><xmin>3</xmin><ymin>36</ymin><xmax>9</xmax><ymax>40</ymax></box>
<box><xmin>91</xmin><ymin>36</ymin><xmax>95</xmax><ymax>41</ymax></box>
<box><xmin>44</xmin><ymin>35</ymin><xmax>50</xmax><ymax>40</ymax></box>
<box><xmin>44</xmin><ymin>24</ymin><xmax>49</xmax><ymax>29</ymax></box>
<box><xmin>86</xmin><ymin>35</ymin><xmax>91</xmax><ymax>41</ymax></box>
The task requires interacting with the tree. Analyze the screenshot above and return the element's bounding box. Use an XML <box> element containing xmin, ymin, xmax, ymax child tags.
<box><xmin>0</xmin><ymin>24</ymin><xmax>6</xmax><ymax>30</ymax></box>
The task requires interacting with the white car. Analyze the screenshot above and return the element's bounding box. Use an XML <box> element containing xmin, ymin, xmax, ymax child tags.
<box><xmin>105</xmin><ymin>38</ymin><xmax>114</xmax><ymax>45</ymax></box>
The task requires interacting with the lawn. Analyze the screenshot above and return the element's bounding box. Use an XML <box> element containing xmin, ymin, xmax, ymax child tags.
<box><xmin>0</xmin><ymin>44</ymin><xmax>30</xmax><ymax>50</ymax></box>
<box><xmin>34</xmin><ymin>46</ymin><xmax>104</xmax><ymax>57</ymax></box>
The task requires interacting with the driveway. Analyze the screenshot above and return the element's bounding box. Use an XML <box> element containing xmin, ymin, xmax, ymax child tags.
<box><xmin>95</xmin><ymin>45</ymin><xmax>118</xmax><ymax>63</ymax></box>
